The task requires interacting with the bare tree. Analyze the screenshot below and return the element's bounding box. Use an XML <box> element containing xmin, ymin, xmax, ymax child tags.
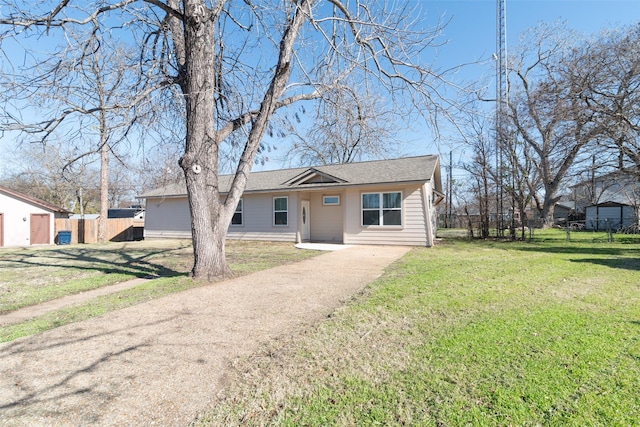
<box><xmin>1</xmin><ymin>0</ymin><xmax>454</xmax><ymax>279</ymax></box>
<box><xmin>0</xmin><ymin>27</ymin><xmax>153</xmax><ymax>241</ymax></box>
<box><xmin>456</xmin><ymin>95</ymin><xmax>495</xmax><ymax>238</ymax></box>
<box><xmin>581</xmin><ymin>25</ymin><xmax>640</xmax><ymax>175</ymax></box>
<box><xmin>136</xmin><ymin>142</ymin><xmax>185</xmax><ymax>194</ymax></box>
<box><xmin>506</xmin><ymin>23</ymin><xmax>600</xmax><ymax>226</ymax></box>
<box><xmin>501</xmin><ymin>132</ymin><xmax>540</xmax><ymax>237</ymax></box>
<box><xmin>0</xmin><ymin>141</ymin><xmax>100</xmax><ymax>213</ymax></box>
<box><xmin>284</xmin><ymin>75</ymin><xmax>398</xmax><ymax>166</ymax></box>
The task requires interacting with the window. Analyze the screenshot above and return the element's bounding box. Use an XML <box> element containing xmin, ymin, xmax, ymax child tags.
<box><xmin>274</xmin><ymin>196</ymin><xmax>288</xmax><ymax>226</ymax></box>
<box><xmin>323</xmin><ymin>195</ymin><xmax>340</xmax><ymax>206</ymax></box>
<box><xmin>362</xmin><ymin>192</ymin><xmax>402</xmax><ymax>226</ymax></box>
<box><xmin>231</xmin><ymin>198</ymin><xmax>243</xmax><ymax>226</ymax></box>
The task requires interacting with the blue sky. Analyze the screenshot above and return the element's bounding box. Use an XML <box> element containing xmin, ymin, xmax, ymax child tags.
<box><xmin>3</xmin><ymin>1</ymin><xmax>640</xmax><ymax>176</ymax></box>
<box><xmin>393</xmin><ymin>0</ymin><xmax>640</xmax><ymax>172</ymax></box>
<box><xmin>425</xmin><ymin>0</ymin><xmax>640</xmax><ymax>72</ymax></box>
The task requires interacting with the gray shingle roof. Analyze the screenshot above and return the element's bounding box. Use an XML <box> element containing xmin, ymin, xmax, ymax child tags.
<box><xmin>139</xmin><ymin>155</ymin><xmax>440</xmax><ymax>198</ymax></box>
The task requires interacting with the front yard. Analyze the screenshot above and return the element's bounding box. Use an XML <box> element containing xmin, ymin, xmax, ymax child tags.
<box><xmin>198</xmin><ymin>230</ymin><xmax>640</xmax><ymax>426</ymax></box>
<box><xmin>1</xmin><ymin>231</ymin><xmax>639</xmax><ymax>425</ymax></box>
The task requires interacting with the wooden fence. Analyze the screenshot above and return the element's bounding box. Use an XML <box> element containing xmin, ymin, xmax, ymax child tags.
<box><xmin>54</xmin><ymin>218</ymin><xmax>144</xmax><ymax>244</ymax></box>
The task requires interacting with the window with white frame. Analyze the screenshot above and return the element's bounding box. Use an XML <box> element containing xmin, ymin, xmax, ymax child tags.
<box><xmin>323</xmin><ymin>195</ymin><xmax>340</xmax><ymax>206</ymax></box>
<box><xmin>273</xmin><ymin>196</ymin><xmax>288</xmax><ymax>226</ymax></box>
<box><xmin>231</xmin><ymin>198</ymin><xmax>243</xmax><ymax>226</ymax></box>
<box><xmin>361</xmin><ymin>191</ymin><xmax>402</xmax><ymax>226</ymax></box>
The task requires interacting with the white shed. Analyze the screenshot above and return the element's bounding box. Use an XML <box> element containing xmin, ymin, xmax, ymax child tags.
<box><xmin>0</xmin><ymin>186</ymin><xmax>71</xmax><ymax>247</ymax></box>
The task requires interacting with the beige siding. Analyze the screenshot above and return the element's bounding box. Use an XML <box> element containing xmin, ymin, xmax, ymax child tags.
<box><xmin>309</xmin><ymin>192</ymin><xmax>344</xmax><ymax>242</ymax></box>
<box><xmin>143</xmin><ymin>184</ymin><xmax>435</xmax><ymax>246</ymax></box>
<box><xmin>145</xmin><ymin>193</ymin><xmax>299</xmax><ymax>242</ymax></box>
<box><xmin>227</xmin><ymin>193</ymin><xmax>298</xmax><ymax>242</ymax></box>
<box><xmin>144</xmin><ymin>197</ymin><xmax>191</xmax><ymax>238</ymax></box>
<box><xmin>343</xmin><ymin>184</ymin><xmax>428</xmax><ymax>246</ymax></box>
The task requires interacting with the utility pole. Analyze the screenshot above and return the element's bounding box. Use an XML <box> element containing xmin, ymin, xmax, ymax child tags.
<box><xmin>448</xmin><ymin>150</ymin><xmax>453</xmax><ymax>228</ymax></box>
<box><xmin>495</xmin><ymin>0</ymin><xmax>508</xmax><ymax>236</ymax></box>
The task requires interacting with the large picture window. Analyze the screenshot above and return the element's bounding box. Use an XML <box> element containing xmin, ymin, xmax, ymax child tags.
<box><xmin>362</xmin><ymin>192</ymin><xmax>402</xmax><ymax>226</ymax></box>
<box><xmin>231</xmin><ymin>198</ymin><xmax>243</xmax><ymax>226</ymax></box>
<box><xmin>274</xmin><ymin>196</ymin><xmax>288</xmax><ymax>226</ymax></box>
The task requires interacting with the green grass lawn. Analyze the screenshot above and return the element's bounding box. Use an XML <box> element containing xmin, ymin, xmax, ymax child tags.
<box><xmin>200</xmin><ymin>230</ymin><xmax>640</xmax><ymax>426</ymax></box>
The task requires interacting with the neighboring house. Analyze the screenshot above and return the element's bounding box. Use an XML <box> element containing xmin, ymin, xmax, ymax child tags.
<box><xmin>140</xmin><ymin>155</ymin><xmax>443</xmax><ymax>246</ymax></box>
<box><xmin>108</xmin><ymin>208</ymin><xmax>145</xmax><ymax>221</ymax></box>
<box><xmin>570</xmin><ymin>169</ymin><xmax>639</xmax><ymax>231</ymax></box>
<box><xmin>553</xmin><ymin>200</ymin><xmax>578</xmax><ymax>226</ymax></box>
<box><xmin>553</xmin><ymin>201</ymin><xmax>574</xmax><ymax>221</ymax></box>
<box><xmin>0</xmin><ymin>186</ymin><xmax>71</xmax><ymax>247</ymax></box>
<box><xmin>571</xmin><ymin>169</ymin><xmax>640</xmax><ymax>211</ymax></box>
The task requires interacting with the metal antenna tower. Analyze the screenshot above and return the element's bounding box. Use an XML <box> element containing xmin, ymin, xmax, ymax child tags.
<box><xmin>495</xmin><ymin>0</ymin><xmax>507</xmax><ymax>236</ymax></box>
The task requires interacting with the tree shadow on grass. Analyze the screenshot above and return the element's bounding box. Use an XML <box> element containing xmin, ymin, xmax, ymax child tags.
<box><xmin>0</xmin><ymin>245</ymin><xmax>188</xmax><ymax>279</ymax></box>
<box><xmin>494</xmin><ymin>241</ymin><xmax>640</xmax><ymax>271</ymax></box>
<box><xmin>569</xmin><ymin>257</ymin><xmax>640</xmax><ymax>271</ymax></box>
<box><xmin>510</xmin><ymin>243</ymin><xmax>640</xmax><ymax>257</ymax></box>
<box><xmin>509</xmin><ymin>242</ymin><xmax>640</xmax><ymax>258</ymax></box>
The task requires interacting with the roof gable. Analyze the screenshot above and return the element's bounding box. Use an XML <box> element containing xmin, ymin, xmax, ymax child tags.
<box><xmin>283</xmin><ymin>168</ymin><xmax>348</xmax><ymax>186</ymax></box>
<box><xmin>0</xmin><ymin>185</ymin><xmax>71</xmax><ymax>214</ymax></box>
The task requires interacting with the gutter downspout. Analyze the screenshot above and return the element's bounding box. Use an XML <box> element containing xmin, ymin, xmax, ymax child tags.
<box><xmin>423</xmin><ymin>183</ymin><xmax>434</xmax><ymax>247</ymax></box>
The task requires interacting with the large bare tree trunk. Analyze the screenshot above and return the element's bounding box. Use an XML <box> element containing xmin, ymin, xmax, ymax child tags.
<box><xmin>177</xmin><ymin>3</ymin><xmax>232</xmax><ymax>280</ymax></box>
<box><xmin>175</xmin><ymin>0</ymin><xmax>309</xmax><ymax>280</ymax></box>
<box><xmin>540</xmin><ymin>189</ymin><xmax>561</xmax><ymax>228</ymax></box>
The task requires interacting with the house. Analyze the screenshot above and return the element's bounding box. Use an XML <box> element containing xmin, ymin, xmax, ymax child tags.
<box><xmin>553</xmin><ymin>200</ymin><xmax>578</xmax><ymax>226</ymax></box>
<box><xmin>570</xmin><ymin>169</ymin><xmax>639</xmax><ymax>231</ymax></box>
<box><xmin>0</xmin><ymin>186</ymin><xmax>71</xmax><ymax>247</ymax></box>
<box><xmin>140</xmin><ymin>155</ymin><xmax>443</xmax><ymax>246</ymax></box>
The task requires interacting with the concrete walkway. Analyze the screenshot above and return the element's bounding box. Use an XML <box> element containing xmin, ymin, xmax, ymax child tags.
<box><xmin>0</xmin><ymin>245</ymin><xmax>410</xmax><ymax>426</ymax></box>
<box><xmin>0</xmin><ymin>278</ymin><xmax>154</xmax><ymax>326</ymax></box>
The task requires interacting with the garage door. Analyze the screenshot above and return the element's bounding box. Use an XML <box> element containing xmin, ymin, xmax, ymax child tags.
<box><xmin>30</xmin><ymin>213</ymin><xmax>50</xmax><ymax>245</ymax></box>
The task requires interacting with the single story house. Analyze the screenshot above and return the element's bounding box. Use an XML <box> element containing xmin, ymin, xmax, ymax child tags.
<box><xmin>0</xmin><ymin>185</ymin><xmax>71</xmax><ymax>247</ymax></box>
<box><xmin>140</xmin><ymin>155</ymin><xmax>443</xmax><ymax>246</ymax></box>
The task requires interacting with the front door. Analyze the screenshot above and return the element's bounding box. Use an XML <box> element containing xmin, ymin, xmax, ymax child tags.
<box><xmin>30</xmin><ymin>213</ymin><xmax>50</xmax><ymax>245</ymax></box>
<box><xmin>301</xmin><ymin>200</ymin><xmax>310</xmax><ymax>241</ymax></box>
